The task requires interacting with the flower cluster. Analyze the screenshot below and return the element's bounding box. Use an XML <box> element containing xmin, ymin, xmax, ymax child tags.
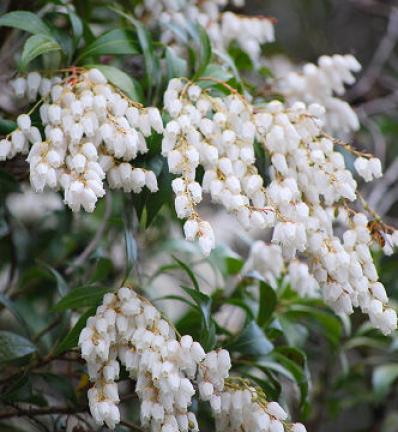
<box><xmin>211</xmin><ymin>382</ymin><xmax>307</xmax><ymax>432</ymax></box>
<box><xmin>245</xmin><ymin>241</ymin><xmax>319</xmax><ymax>298</ymax></box>
<box><xmin>253</xmin><ymin>100</ymin><xmax>397</xmax><ymax>334</ymax></box>
<box><xmin>220</xmin><ymin>12</ymin><xmax>275</xmax><ymax>64</ymax></box>
<box><xmin>0</xmin><ymin>71</ymin><xmax>53</xmax><ymax>160</ymax></box>
<box><xmin>6</xmin><ymin>185</ymin><xmax>63</xmax><ymax>223</ymax></box>
<box><xmin>135</xmin><ymin>0</ymin><xmax>274</xmax><ymax>65</ymax></box>
<box><xmin>2</xmin><ymin>68</ymin><xmax>162</xmax><ymax>212</ymax></box>
<box><xmin>79</xmin><ymin>286</ymin><xmax>231</xmax><ymax>431</ymax></box>
<box><xmin>79</xmin><ymin>287</ymin><xmax>307</xmax><ymax>431</ymax></box>
<box><xmin>354</xmin><ymin>156</ymin><xmax>383</xmax><ymax>182</ymax></box>
<box><xmin>273</xmin><ymin>54</ymin><xmax>362</xmax><ymax>133</ymax></box>
<box><xmin>162</xmin><ymin>78</ymin><xmax>272</xmax><ymax>255</ymax></box>
<box><xmin>161</xmin><ymin>77</ymin><xmax>397</xmax><ymax>333</ymax></box>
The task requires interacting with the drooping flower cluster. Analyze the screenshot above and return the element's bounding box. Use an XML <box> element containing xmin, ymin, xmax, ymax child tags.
<box><xmin>162</xmin><ymin>78</ymin><xmax>397</xmax><ymax>333</ymax></box>
<box><xmin>6</xmin><ymin>185</ymin><xmax>63</xmax><ymax>223</ymax></box>
<box><xmin>162</xmin><ymin>78</ymin><xmax>272</xmax><ymax>255</ymax></box>
<box><xmin>79</xmin><ymin>287</ymin><xmax>307</xmax><ymax>431</ymax></box>
<box><xmin>245</xmin><ymin>241</ymin><xmax>319</xmax><ymax>298</ymax></box>
<box><xmin>135</xmin><ymin>0</ymin><xmax>274</xmax><ymax>65</ymax></box>
<box><xmin>79</xmin><ymin>287</ymin><xmax>233</xmax><ymax>431</ymax></box>
<box><xmin>273</xmin><ymin>54</ymin><xmax>362</xmax><ymax>133</ymax></box>
<box><xmin>1</xmin><ymin>68</ymin><xmax>162</xmax><ymax>212</ymax></box>
<box><xmin>253</xmin><ymin>100</ymin><xmax>397</xmax><ymax>334</ymax></box>
<box><xmin>210</xmin><ymin>380</ymin><xmax>306</xmax><ymax>432</ymax></box>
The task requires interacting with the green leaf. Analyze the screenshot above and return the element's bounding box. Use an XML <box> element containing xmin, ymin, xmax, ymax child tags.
<box><xmin>111</xmin><ymin>8</ymin><xmax>160</xmax><ymax>93</ymax></box>
<box><xmin>132</xmin><ymin>19</ymin><xmax>160</xmax><ymax>93</ymax></box>
<box><xmin>77</xmin><ymin>28</ymin><xmax>138</xmax><ymax>61</ymax></box>
<box><xmin>154</xmin><ymin>294</ymin><xmax>195</xmax><ymax>308</ymax></box>
<box><xmin>257</xmin><ymin>282</ymin><xmax>277</xmax><ymax>327</ymax></box>
<box><xmin>227</xmin><ymin>321</ymin><xmax>274</xmax><ymax>357</ymax></box>
<box><xmin>0</xmin><ymin>293</ymin><xmax>31</xmax><ymax>337</ymax></box>
<box><xmin>0</xmin><ymin>11</ymin><xmax>51</xmax><ymax>36</ymax></box>
<box><xmin>20</xmin><ymin>34</ymin><xmax>61</xmax><ymax>69</ymax></box>
<box><xmin>42</xmin><ymin>264</ymin><xmax>68</xmax><ymax>297</ymax></box>
<box><xmin>283</xmin><ymin>304</ymin><xmax>342</xmax><ymax>346</ymax></box>
<box><xmin>173</xmin><ymin>256</ymin><xmax>200</xmax><ymax>291</ymax></box>
<box><xmin>0</xmin><ymin>374</ymin><xmax>32</xmax><ymax>403</ymax></box>
<box><xmin>0</xmin><ymin>331</ymin><xmax>36</xmax><ymax>362</ymax></box>
<box><xmin>0</xmin><ymin>117</ymin><xmax>16</xmax><ymax>134</ymax></box>
<box><xmin>52</xmin><ymin>285</ymin><xmax>109</xmax><ymax>312</ymax></box>
<box><xmin>54</xmin><ymin>307</ymin><xmax>95</xmax><ymax>355</ymax></box>
<box><xmin>145</xmin><ymin>156</ymin><xmax>173</xmax><ymax>227</ymax></box>
<box><xmin>241</xmin><ymin>372</ymin><xmax>281</xmax><ymax>401</ymax></box>
<box><xmin>198</xmin><ymin>63</ymin><xmax>233</xmax><ymax>87</ymax></box>
<box><xmin>372</xmin><ymin>364</ymin><xmax>398</xmax><ymax>400</ymax></box>
<box><xmin>35</xmin><ymin>372</ymin><xmax>76</xmax><ymax>402</ymax></box>
<box><xmin>123</xmin><ymin>209</ymin><xmax>138</xmax><ymax>282</ymax></box>
<box><xmin>225</xmin><ymin>298</ymin><xmax>255</xmax><ymax>320</ymax></box>
<box><xmin>68</xmin><ymin>11</ymin><xmax>83</xmax><ymax>45</ymax></box>
<box><xmin>181</xmin><ymin>286</ymin><xmax>211</xmax><ymax>327</ymax></box>
<box><xmin>165</xmin><ymin>47</ymin><xmax>188</xmax><ymax>80</ymax></box>
<box><xmin>193</xmin><ymin>24</ymin><xmax>212</xmax><ymax>80</ymax></box>
<box><xmin>89</xmin><ymin>256</ymin><xmax>113</xmax><ymax>283</ymax></box>
<box><xmin>209</xmin><ymin>245</ymin><xmax>243</xmax><ymax>276</ymax></box>
<box><xmin>271</xmin><ymin>347</ymin><xmax>309</xmax><ymax>406</ymax></box>
<box><xmin>180</xmin><ymin>285</ymin><xmax>215</xmax><ymax>350</ymax></box>
<box><xmin>86</xmin><ymin>64</ymin><xmax>141</xmax><ymax>101</ymax></box>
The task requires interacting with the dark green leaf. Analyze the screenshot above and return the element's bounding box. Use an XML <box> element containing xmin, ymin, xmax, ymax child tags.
<box><xmin>52</xmin><ymin>285</ymin><xmax>109</xmax><ymax>312</ymax></box>
<box><xmin>42</xmin><ymin>264</ymin><xmax>68</xmax><ymax>296</ymax></box>
<box><xmin>0</xmin><ymin>293</ymin><xmax>31</xmax><ymax>337</ymax></box>
<box><xmin>36</xmin><ymin>372</ymin><xmax>76</xmax><ymax>402</ymax></box>
<box><xmin>173</xmin><ymin>256</ymin><xmax>200</xmax><ymax>291</ymax></box>
<box><xmin>193</xmin><ymin>24</ymin><xmax>212</xmax><ymax>80</ymax></box>
<box><xmin>165</xmin><ymin>47</ymin><xmax>188</xmax><ymax>80</ymax></box>
<box><xmin>284</xmin><ymin>304</ymin><xmax>342</xmax><ymax>346</ymax></box>
<box><xmin>0</xmin><ymin>117</ymin><xmax>16</xmax><ymax>134</ymax></box>
<box><xmin>181</xmin><ymin>286</ymin><xmax>211</xmax><ymax>327</ymax></box>
<box><xmin>154</xmin><ymin>294</ymin><xmax>195</xmax><ymax>308</ymax></box>
<box><xmin>131</xmin><ymin>20</ymin><xmax>158</xmax><ymax>88</ymax></box>
<box><xmin>0</xmin><ymin>11</ymin><xmax>51</xmax><ymax>36</ymax></box>
<box><xmin>198</xmin><ymin>63</ymin><xmax>233</xmax><ymax>88</ymax></box>
<box><xmin>241</xmin><ymin>372</ymin><xmax>281</xmax><ymax>400</ymax></box>
<box><xmin>257</xmin><ymin>282</ymin><xmax>277</xmax><ymax>326</ymax></box>
<box><xmin>112</xmin><ymin>9</ymin><xmax>160</xmax><ymax>93</ymax></box>
<box><xmin>54</xmin><ymin>307</ymin><xmax>96</xmax><ymax>355</ymax></box>
<box><xmin>145</xmin><ymin>157</ymin><xmax>173</xmax><ymax>227</ymax></box>
<box><xmin>0</xmin><ymin>331</ymin><xmax>36</xmax><ymax>362</ymax></box>
<box><xmin>225</xmin><ymin>298</ymin><xmax>255</xmax><ymax>320</ymax></box>
<box><xmin>227</xmin><ymin>321</ymin><xmax>274</xmax><ymax>357</ymax></box>
<box><xmin>20</xmin><ymin>34</ymin><xmax>61</xmax><ymax>69</ymax></box>
<box><xmin>68</xmin><ymin>11</ymin><xmax>83</xmax><ymax>45</ymax></box>
<box><xmin>209</xmin><ymin>245</ymin><xmax>243</xmax><ymax>276</ymax></box>
<box><xmin>89</xmin><ymin>256</ymin><xmax>113</xmax><ymax>283</ymax></box>
<box><xmin>123</xmin><ymin>198</ymin><xmax>138</xmax><ymax>282</ymax></box>
<box><xmin>0</xmin><ymin>374</ymin><xmax>32</xmax><ymax>403</ymax></box>
<box><xmin>271</xmin><ymin>347</ymin><xmax>309</xmax><ymax>406</ymax></box>
<box><xmin>77</xmin><ymin>29</ymin><xmax>138</xmax><ymax>61</ymax></box>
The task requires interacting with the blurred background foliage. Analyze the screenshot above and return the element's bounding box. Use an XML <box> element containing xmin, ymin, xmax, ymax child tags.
<box><xmin>0</xmin><ymin>1</ymin><xmax>398</xmax><ymax>432</ymax></box>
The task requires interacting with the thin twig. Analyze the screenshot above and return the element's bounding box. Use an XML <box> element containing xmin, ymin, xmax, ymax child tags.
<box><xmin>349</xmin><ymin>7</ymin><xmax>398</xmax><ymax>99</ymax></box>
<box><xmin>65</xmin><ymin>193</ymin><xmax>112</xmax><ymax>275</ymax></box>
<box><xmin>0</xmin><ymin>405</ymin><xmax>87</xmax><ymax>420</ymax></box>
<box><xmin>119</xmin><ymin>420</ymin><xmax>144</xmax><ymax>431</ymax></box>
<box><xmin>32</xmin><ymin>316</ymin><xmax>63</xmax><ymax>343</ymax></box>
